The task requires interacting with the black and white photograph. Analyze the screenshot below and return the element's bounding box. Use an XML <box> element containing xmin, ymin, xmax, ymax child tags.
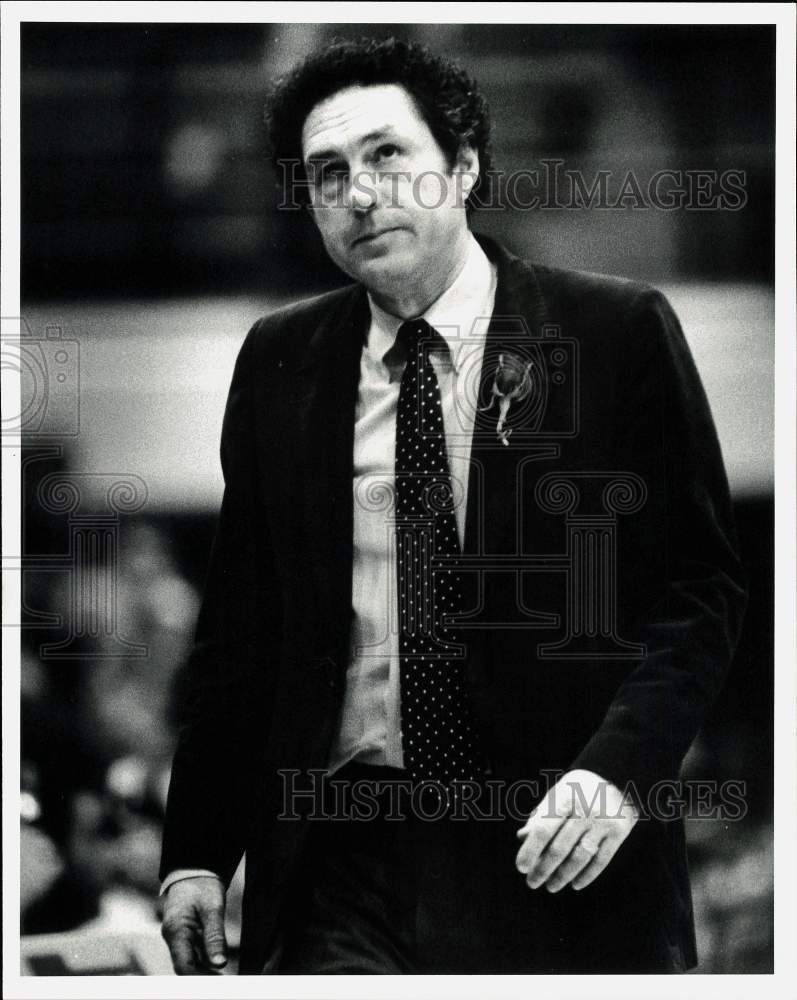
<box><xmin>2</xmin><ymin>3</ymin><xmax>795</xmax><ymax>995</ymax></box>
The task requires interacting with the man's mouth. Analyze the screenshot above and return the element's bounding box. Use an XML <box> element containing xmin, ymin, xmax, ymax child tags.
<box><xmin>352</xmin><ymin>228</ymin><xmax>403</xmax><ymax>247</ymax></box>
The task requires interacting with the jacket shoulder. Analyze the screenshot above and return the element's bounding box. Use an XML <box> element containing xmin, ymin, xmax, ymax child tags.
<box><xmin>245</xmin><ymin>283</ymin><xmax>363</xmax><ymax>360</ymax></box>
<box><xmin>518</xmin><ymin>261</ymin><xmax>683</xmax><ymax>365</ymax></box>
<box><xmin>481</xmin><ymin>234</ymin><xmax>676</xmax><ymax>341</ymax></box>
<box><xmin>530</xmin><ymin>261</ymin><xmax>667</xmax><ymax>318</ymax></box>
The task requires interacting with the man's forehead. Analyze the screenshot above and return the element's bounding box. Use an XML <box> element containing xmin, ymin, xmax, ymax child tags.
<box><xmin>301</xmin><ymin>84</ymin><xmax>422</xmax><ymax>160</ymax></box>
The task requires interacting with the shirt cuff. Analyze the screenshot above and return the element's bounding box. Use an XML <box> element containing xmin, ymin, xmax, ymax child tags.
<box><xmin>160</xmin><ymin>868</ymin><xmax>222</xmax><ymax>897</ymax></box>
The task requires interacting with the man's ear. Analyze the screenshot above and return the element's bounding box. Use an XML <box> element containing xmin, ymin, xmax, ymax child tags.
<box><xmin>454</xmin><ymin>144</ymin><xmax>480</xmax><ymax>203</ymax></box>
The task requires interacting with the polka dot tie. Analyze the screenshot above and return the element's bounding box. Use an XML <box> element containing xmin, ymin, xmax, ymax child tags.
<box><xmin>394</xmin><ymin>319</ymin><xmax>485</xmax><ymax>786</ymax></box>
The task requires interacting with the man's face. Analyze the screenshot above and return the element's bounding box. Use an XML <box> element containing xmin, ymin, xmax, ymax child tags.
<box><xmin>300</xmin><ymin>84</ymin><xmax>477</xmax><ymax>303</ymax></box>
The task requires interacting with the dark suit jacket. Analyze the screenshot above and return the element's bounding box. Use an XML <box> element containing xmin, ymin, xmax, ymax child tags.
<box><xmin>160</xmin><ymin>234</ymin><xmax>747</xmax><ymax>973</ymax></box>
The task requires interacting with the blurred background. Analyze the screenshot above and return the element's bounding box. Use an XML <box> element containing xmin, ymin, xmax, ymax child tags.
<box><xmin>17</xmin><ymin>22</ymin><xmax>773</xmax><ymax>974</ymax></box>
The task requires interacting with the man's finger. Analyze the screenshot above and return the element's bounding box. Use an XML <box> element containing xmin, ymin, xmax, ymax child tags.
<box><xmin>165</xmin><ymin>928</ymin><xmax>202</xmax><ymax>975</ymax></box>
<box><xmin>525</xmin><ymin>816</ymin><xmax>588</xmax><ymax>889</ymax></box>
<box><xmin>541</xmin><ymin>836</ymin><xmax>603</xmax><ymax>893</ymax></box>
<box><xmin>515</xmin><ymin>810</ymin><xmax>569</xmax><ymax>875</ymax></box>
<box><xmin>570</xmin><ymin>837</ymin><xmax>618</xmax><ymax>891</ymax></box>
<box><xmin>517</xmin><ymin>786</ymin><xmax>567</xmax><ymax>834</ymax></box>
<box><xmin>200</xmin><ymin>906</ymin><xmax>228</xmax><ymax>969</ymax></box>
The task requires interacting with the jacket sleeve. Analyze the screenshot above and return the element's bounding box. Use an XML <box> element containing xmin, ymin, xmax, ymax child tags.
<box><xmin>570</xmin><ymin>288</ymin><xmax>748</xmax><ymax>801</ymax></box>
<box><xmin>160</xmin><ymin>320</ymin><xmax>279</xmax><ymax>886</ymax></box>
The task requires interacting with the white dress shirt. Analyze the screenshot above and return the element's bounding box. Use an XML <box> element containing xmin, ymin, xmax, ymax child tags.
<box><xmin>161</xmin><ymin>234</ymin><xmax>497</xmax><ymax>894</ymax></box>
<box><xmin>328</xmin><ymin>234</ymin><xmax>497</xmax><ymax>773</ymax></box>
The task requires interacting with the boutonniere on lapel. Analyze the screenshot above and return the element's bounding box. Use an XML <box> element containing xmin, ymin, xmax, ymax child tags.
<box><xmin>479</xmin><ymin>352</ymin><xmax>535</xmax><ymax>445</ymax></box>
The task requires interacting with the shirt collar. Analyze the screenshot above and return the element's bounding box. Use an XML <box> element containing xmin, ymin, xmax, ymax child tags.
<box><xmin>366</xmin><ymin>234</ymin><xmax>497</xmax><ymax>374</ymax></box>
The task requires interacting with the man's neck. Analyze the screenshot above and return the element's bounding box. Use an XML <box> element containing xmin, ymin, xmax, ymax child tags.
<box><xmin>367</xmin><ymin>229</ymin><xmax>472</xmax><ymax>320</ymax></box>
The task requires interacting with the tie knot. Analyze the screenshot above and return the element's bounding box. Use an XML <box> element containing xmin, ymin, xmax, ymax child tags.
<box><xmin>397</xmin><ymin>319</ymin><xmax>443</xmax><ymax>363</ymax></box>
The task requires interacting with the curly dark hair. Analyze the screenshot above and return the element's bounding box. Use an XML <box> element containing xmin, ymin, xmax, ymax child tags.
<box><xmin>264</xmin><ymin>36</ymin><xmax>494</xmax><ymax>210</ymax></box>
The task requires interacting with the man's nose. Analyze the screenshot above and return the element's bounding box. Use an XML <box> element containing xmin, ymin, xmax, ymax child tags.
<box><xmin>349</xmin><ymin>170</ymin><xmax>378</xmax><ymax>214</ymax></box>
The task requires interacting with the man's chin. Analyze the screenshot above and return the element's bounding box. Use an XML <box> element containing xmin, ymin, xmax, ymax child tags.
<box><xmin>349</xmin><ymin>250</ymin><xmax>417</xmax><ymax>295</ymax></box>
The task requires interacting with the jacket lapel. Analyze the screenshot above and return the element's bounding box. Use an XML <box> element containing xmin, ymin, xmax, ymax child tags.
<box><xmin>464</xmin><ymin>234</ymin><xmax>552</xmax><ymax>558</ymax></box>
<box><xmin>290</xmin><ymin>285</ymin><xmax>370</xmax><ymax>661</ymax></box>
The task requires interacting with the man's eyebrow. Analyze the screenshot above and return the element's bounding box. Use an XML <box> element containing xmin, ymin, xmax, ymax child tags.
<box><xmin>358</xmin><ymin>127</ymin><xmax>398</xmax><ymax>146</ymax></box>
<box><xmin>304</xmin><ymin>127</ymin><xmax>399</xmax><ymax>165</ymax></box>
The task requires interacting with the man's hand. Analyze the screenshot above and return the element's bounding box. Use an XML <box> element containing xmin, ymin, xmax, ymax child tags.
<box><xmin>161</xmin><ymin>876</ymin><xmax>228</xmax><ymax>975</ymax></box>
<box><xmin>515</xmin><ymin>769</ymin><xmax>638</xmax><ymax>893</ymax></box>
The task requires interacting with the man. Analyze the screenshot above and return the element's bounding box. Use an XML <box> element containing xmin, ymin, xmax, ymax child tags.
<box><xmin>159</xmin><ymin>37</ymin><xmax>747</xmax><ymax>975</ymax></box>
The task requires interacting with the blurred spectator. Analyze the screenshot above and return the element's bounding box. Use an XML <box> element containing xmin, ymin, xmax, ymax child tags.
<box><xmin>20</xmin><ymin>758</ymin><xmax>99</xmax><ymax>934</ymax></box>
<box><xmin>21</xmin><ymin>518</ymin><xmax>201</xmax><ymax>934</ymax></box>
<box><xmin>83</xmin><ymin>520</ymin><xmax>200</xmax><ymax>767</ymax></box>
